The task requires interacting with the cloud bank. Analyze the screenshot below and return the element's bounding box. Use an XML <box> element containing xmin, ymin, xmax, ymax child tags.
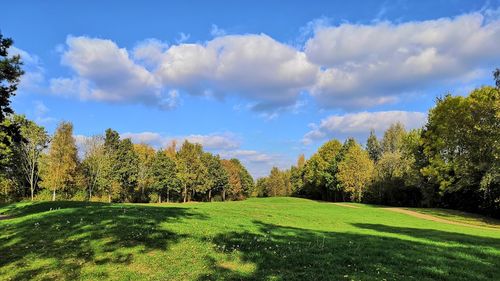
<box><xmin>303</xmin><ymin>111</ymin><xmax>427</xmax><ymax>145</ymax></box>
<box><xmin>48</xmin><ymin>10</ymin><xmax>500</xmax><ymax>112</ymax></box>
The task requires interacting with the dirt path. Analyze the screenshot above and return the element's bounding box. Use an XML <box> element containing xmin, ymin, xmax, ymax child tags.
<box><xmin>384</xmin><ymin>208</ymin><xmax>497</xmax><ymax>230</ymax></box>
<box><xmin>333</xmin><ymin>203</ymin><xmax>361</xmax><ymax>209</ymax></box>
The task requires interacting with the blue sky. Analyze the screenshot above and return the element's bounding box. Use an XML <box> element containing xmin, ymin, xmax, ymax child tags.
<box><xmin>2</xmin><ymin>0</ymin><xmax>500</xmax><ymax>177</ymax></box>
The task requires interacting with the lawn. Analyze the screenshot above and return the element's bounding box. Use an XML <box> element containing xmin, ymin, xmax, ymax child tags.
<box><xmin>0</xmin><ymin>197</ymin><xmax>499</xmax><ymax>281</ymax></box>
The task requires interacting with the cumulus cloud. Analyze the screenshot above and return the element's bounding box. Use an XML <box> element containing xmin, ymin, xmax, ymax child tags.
<box><xmin>302</xmin><ymin>111</ymin><xmax>427</xmax><ymax>144</ymax></box>
<box><xmin>120</xmin><ymin>131</ymin><xmax>240</xmax><ymax>150</ymax></box>
<box><xmin>305</xmin><ymin>12</ymin><xmax>500</xmax><ymax>108</ymax></box>
<box><xmin>50</xmin><ymin>10</ymin><xmax>500</xmax><ymax>112</ymax></box>
<box><xmin>50</xmin><ymin>36</ymin><xmax>177</xmax><ymax>109</ymax></box>
<box><xmin>52</xmin><ymin>34</ymin><xmax>318</xmax><ymax>112</ymax></box>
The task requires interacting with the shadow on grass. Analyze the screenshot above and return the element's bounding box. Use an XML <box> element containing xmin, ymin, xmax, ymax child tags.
<box><xmin>0</xmin><ymin>201</ymin><xmax>207</xmax><ymax>280</ymax></box>
<box><xmin>200</xmin><ymin>221</ymin><xmax>500</xmax><ymax>281</ymax></box>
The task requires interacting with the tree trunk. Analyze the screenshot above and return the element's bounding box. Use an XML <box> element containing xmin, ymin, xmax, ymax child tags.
<box><xmin>31</xmin><ymin>187</ymin><xmax>34</xmax><ymax>201</ymax></box>
<box><xmin>108</xmin><ymin>193</ymin><xmax>111</xmax><ymax>203</ymax></box>
<box><xmin>222</xmin><ymin>189</ymin><xmax>226</xmax><ymax>201</ymax></box>
<box><xmin>183</xmin><ymin>185</ymin><xmax>187</xmax><ymax>203</ymax></box>
<box><xmin>167</xmin><ymin>189</ymin><xmax>170</xmax><ymax>203</ymax></box>
<box><xmin>52</xmin><ymin>189</ymin><xmax>56</xmax><ymax>201</ymax></box>
<box><xmin>208</xmin><ymin>189</ymin><xmax>212</xmax><ymax>202</ymax></box>
<box><xmin>89</xmin><ymin>188</ymin><xmax>92</xmax><ymax>201</ymax></box>
<box><xmin>159</xmin><ymin>193</ymin><xmax>162</xmax><ymax>203</ymax></box>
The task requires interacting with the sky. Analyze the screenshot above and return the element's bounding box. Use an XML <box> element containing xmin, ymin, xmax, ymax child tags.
<box><xmin>2</xmin><ymin>0</ymin><xmax>500</xmax><ymax>178</ymax></box>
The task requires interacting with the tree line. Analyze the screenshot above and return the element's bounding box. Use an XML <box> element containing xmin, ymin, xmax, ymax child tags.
<box><xmin>0</xmin><ymin>120</ymin><xmax>254</xmax><ymax>203</ymax></box>
<box><xmin>0</xmin><ymin>33</ymin><xmax>253</xmax><ymax>203</ymax></box>
<box><xmin>256</xmin><ymin>77</ymin><xmax>500</xmax><ymax>217</ymax></box>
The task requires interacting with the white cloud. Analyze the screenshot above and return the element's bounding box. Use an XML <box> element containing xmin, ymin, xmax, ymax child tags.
<box><xmin>50</xmin><ymin>10</ymin><xmax>500</xmax><ymax>112</ymax></box>
<box><xmin>155</xmin><ymin>34</ymin><xmax>319</xmax><ymax>109</ymax></box>
<box><xmin>53</xmin><ymin>34</ymin><xmax>318</xmax><ymax>112</ymax></box>
<box><xmin>50</xmin><ymin>36</ymin><xmax>175</xmax><ymax>109</ymax></box>
<box><xmin>120</xmin><ymin>131</ymin><xmax>240</xmax><ymax>150</ymax></box>
<box><xmin>302</xmin><ymin>111</ymin><xmax>427</xmax><ymax>144</ymax></box>
<box><xmin>305</xmin><ymin>12</ymin><xmax>500</xmax><ymax>109</ymax></box>
<box><xmin>9</xmin><ymin>47</ymin><xmax>45</xmax><ymax>91</ymax></box>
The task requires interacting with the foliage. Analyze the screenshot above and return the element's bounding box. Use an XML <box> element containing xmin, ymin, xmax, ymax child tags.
<box><xmin>40</xmin><ymin>122</ymin><xmax>79</xmax><ymax>201</ymax></box>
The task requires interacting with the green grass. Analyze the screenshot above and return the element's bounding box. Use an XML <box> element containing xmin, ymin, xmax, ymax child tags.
<box><xmin>1</xmin><ymin>197</ymin><xmax>499</xmax><ymax>281</ymax></box>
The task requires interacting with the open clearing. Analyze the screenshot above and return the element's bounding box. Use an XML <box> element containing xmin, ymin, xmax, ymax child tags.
<box><xmin>1</xmin><ymin>197</ymin><xmax>499</xmax><ymax>281</ymax></box>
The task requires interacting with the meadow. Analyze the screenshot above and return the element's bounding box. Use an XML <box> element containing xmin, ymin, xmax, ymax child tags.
<box><xmin>1</xmin><ymin>197</ymin><xmax>499</xmax><ymax>281</ymax></box>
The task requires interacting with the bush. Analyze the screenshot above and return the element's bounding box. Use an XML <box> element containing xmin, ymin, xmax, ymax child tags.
<box><xmin>34</xmin><ymin>189</ymin><xmax>53</xmax><ymax>201</ymax></box>
<box><xmin>71</xmin><ymin>190</ymin><xmax>88</xmax><ymax>201</ymax></box>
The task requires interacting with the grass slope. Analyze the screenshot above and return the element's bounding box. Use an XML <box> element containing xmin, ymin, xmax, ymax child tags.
<box><xmin>1</xmin><ymin>197</ymin><xmax>499</xmax><ymax>281</ymax></box>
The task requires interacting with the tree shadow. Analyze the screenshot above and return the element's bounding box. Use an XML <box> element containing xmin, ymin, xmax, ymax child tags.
<box><xmin>0</xmin><ymin>201</ymin><xmax>207</xmax><ymax>280</ymax></box>
<box><xmin>200</xmin><ymin>221</ymin><xmax>500</xmax><ymax>281</ymax></box>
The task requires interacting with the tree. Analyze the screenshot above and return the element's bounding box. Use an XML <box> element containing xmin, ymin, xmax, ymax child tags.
<box><xmin>177</xmin><ymin>141</ymin><xmax>206</xmax><ymax>202</ymax></box>
<box><xmin>134</xmin><ymin>143</ymin><xmax>155</xmax><ymax>201</ymax></box>
<box><xmin>115</xmin><ymin>138</ymin><xmax>139</xmax><ymax>202</ymax></box>
<box><xmin>14</xmin><ymin>115</ymin><xmax>49</xmax><ymax>200</ymax></box>
<box><xmin>302</xmin><ymin>139</ymin><xmax>342</xmax><ymax>200</ymax></box>
<box><xmin>266</xmin><ymin>167</ymin><xmax>285</xmax><ymax>197</ymax></box>
<box><xmin>151</xmin><ymin>150</ymin><xmax>178</xmax><ymax>203</ymax></box>
<box><xmin>221</xmin><ymin>159</ymin><xmax>250</xmax><ymax>200</ymax></box>
<box><xmin>202</xmin><ymin>153</ymin><xmax>229</xmax><ymax>201</ymax></box>
<box><xmin>381</xmin><ymin>123</ymin><xmax>406</xmax><ymax>153</ymax></box>
<box><xmin>494</xmin><ymin>68</ymin><xmax>500</xmax><ymax>89</ymax></box>
<box><xmin>0</xmin><ymin>33</ymin><xmax>24</xmax><ymax>123</ymax></box>
<box><xmin>422</xmin><ymin>86</ymin><xmax>500</xmax><ymax>215</ymax></box>
<box><xmin>41</xmin><ymin>122</ymin><xmax>78</xmax><ymax>201</ymax></box>
<box><xmin>0</xmin><ymin>33</ymin><xmax>24</xmax><ymax>175</ymax></box>
<box><xmin>337</xmin><ymin>141</ymin><xmax>374</xmax><ymax>202</ymax></box>
<box><xmin>81</xmin><ymin>135</ymin><xmax>107</xmax><ymax>201</ymax></box>
<box><xmin>366</xmin><ymin>129</ymin><xmax>382</xmax><ymax>162</ymax></box>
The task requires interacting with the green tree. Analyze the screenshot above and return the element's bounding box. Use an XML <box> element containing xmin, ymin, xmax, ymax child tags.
<box><xmin>41</xmin><ymin>122</ymin><xmax>78</xmax><ymax>201</ymax></box>
<box><xmin>202</xmin><ymin>153</ymin><xmax>229</xmax><ymax>201</ymax></box>
<box><xmin>0</xmin><ymin>33</ymin><xmax>24</xmax><ymax>178</ymax></box>
<box><xmin>151</xmin><ymin>150</ymin><xmax>178</xmax><ymax>203</ymax></box>
<box><xmin>422</xmin><ymin>86</ymin><xmax>500</xmax><ymax>215</ymax></box>
<box><xmin>134</xmin><ymin>143</ymin><xmax>155</xmax><ymax>201</ymax></box>
<box><xmin>81</xmin><ymin>135</ymin><xmax>107</xmax><ymax>201</ymax></box>
<box><xmin>382</xmin><ymin>122</ymin><xmax>406</xmax><ymax>153</ymax></box>
<box><xmin>494</xmin><ymin>68</ymin><xmax>500</xmax><ymax>89</ymax></box>
<box><xmin>302</xmin><ymin>139</ymin><xmax>342</xmax><ymax>200</ymax></box>
<box><xmin>337</xmin><ymin>141</ymin><xmax>374</xmax><ymax>202</ymax></box>
<box><xmin>14</xmin><ymin>115</ymin><xmax>49</xmax><ymax>200</ymax></box>
<box><xmin>177</xmin><ymin>141</ymin><xmax>206</xmax><ymax>202</ymax></box>
<box><xmin>366</xmin><ymin>129</ymin><xmax>382</xmax><ymax>162</ymax></box>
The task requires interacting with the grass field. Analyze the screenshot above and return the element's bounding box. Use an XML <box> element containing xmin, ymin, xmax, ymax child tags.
<box><xmin>1</xmin><ymin>197</ymin><xmax>499</xmax><ymax>281</ymax></box>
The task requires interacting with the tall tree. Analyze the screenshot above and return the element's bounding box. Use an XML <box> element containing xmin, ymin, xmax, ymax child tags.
<box><xmin>422</xmin><ymin>86</ymin><xmax>500</xmax><ymax>215</ymax></box>
<box><xmin>494</xmin><ymin>68</ymin><xmax>500</xmax><ymax>89</ymax></box>
<box><xmin>202</xmin><ymin>153</ymin><xmax>229</xmax><ymax>201</ymax></box>
<box><xmin>381</xmin><ymin>123</ymin><xmax>406</xmax><ymax>153</ymax></box>
<box><xmin>151</xmin><ymin>150</ymin><xmax>178</xmax><ymax>203</ymax></box>
<box><xmin>81</xmin><ymin>135</ymin><xmax>107</xmax><ymax>201</ymax></box>
<box><xmin>366</xmin><ymin>129</ymin><xmax>382</xmax><ymax>162</ymax></box>
<box><xmin>42</xmin><ymin>122</ymin><xmax>78</xmax><ymax>201</ymax></box>
<box><xmin>337</xmin><ymin>141</ymin><xmax>374</xmax><ymax>202</ymax></box>
<box><xmin>134</xmin><ymin>143</ymin><xmax>155</xmax><ymax>201</ymax></box>
<box><xmin>0</xmin><ymin>33</ymin><xmax>24</xmax><ymax>173</ymax></box>
<box><xmin>302</xmin><ymin>139</ymin><xmax>342</xmax><ymax>200</ymax></box>
<box><xmin>14</xmin><ymin>115</ymin><xmax>49</xmax><ymax>200</ymax></box>
<box><xmin>177</xmin><ymin>141</ymin><xmax>206</xmax><ymax>202</ymax></box>
<box><xmin>0</xmin><ymin>33</ymin><xmax>24</xmax><ymax>123</ymax></box>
